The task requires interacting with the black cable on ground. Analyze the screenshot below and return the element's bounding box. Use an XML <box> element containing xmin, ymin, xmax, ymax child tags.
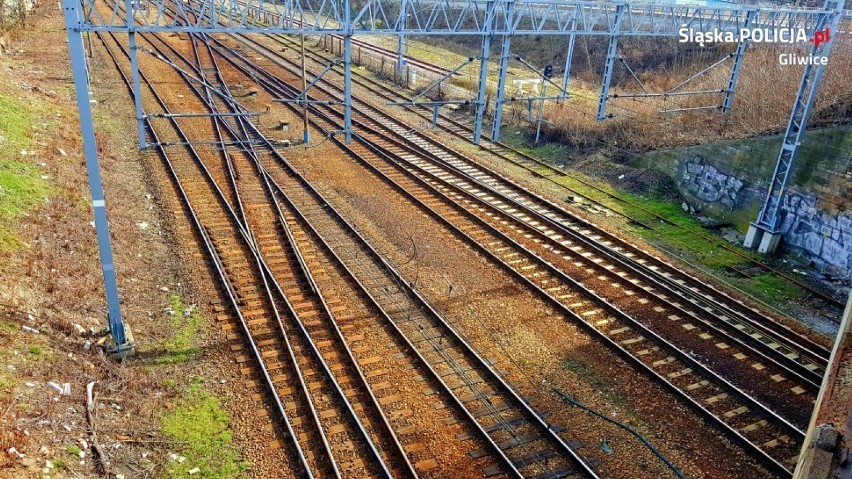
<box><xmin>552</xmin><ymin>387</ymin><xmax>688</xmax><ymax>479</ymax></box>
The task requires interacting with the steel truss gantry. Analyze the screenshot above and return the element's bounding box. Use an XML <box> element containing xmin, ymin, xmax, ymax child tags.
<box><xmin>63</xmin><ymin>0</ymin><xmax>846</xmax><ymax>349</ymax></box>
<box><xmin>744</xmin><ymin>0</ymin><xmax>845</xmax><ymax>254</ymax></box>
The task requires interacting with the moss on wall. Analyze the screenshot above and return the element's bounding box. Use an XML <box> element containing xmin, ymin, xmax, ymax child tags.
<box><xmin>633</xmin><ymin>125</ymin><xmax>852</xmax><ymax>230</ymax></box>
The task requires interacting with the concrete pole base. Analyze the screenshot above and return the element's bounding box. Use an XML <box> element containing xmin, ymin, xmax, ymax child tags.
<box><xmin>743</xmin><ymin>224</ymin><xmax>763</xmax><ymax>249</ymax></box>
<box><xmin>758</xmin><ymin>231</ymin><xmax>782</xmax><ymax>254</ymax></box>
<box><xmin>743</xmin><ymin>224</ymin><xmax>782</xmax><ymax>254</ymax></box>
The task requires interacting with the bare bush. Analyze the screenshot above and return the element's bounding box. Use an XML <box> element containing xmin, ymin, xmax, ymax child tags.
<box><xmin>529</xmin><ymin>35</ymin><xmax>852</xmax><ymax>152</ymax></box>
<box><xmin>0</xmin><ymin>0</ymin><xmax>36</xmax><ymax>36</ymax></box>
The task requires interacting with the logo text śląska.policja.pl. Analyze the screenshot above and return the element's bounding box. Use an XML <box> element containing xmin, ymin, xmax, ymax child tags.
<box><xmin>678</xmin><ymin>25</ymin><xmax>833</xmax><ymax>65</ymax></box>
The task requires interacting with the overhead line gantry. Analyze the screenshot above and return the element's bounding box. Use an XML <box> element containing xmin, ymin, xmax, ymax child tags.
<box><xmin>63</xmin><ymin>0</ymin><xmax>845</xmax><ymax>351</ymax></box>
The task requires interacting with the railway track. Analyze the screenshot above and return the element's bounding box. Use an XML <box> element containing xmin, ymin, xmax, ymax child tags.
<box><xmin>99</xmin><ymin>28</ymin><xmax>408</xmax><ymax>479</ymax></box>
<box><xmin>271</xmin><ymin>27</ymin><xmax>844</xmax><ymax>322</ymax></box>
<box><xmin>180</xmin><ymin>28</ymin><xmax>818</xmax><ymax>476</ymax></box>
<box><xmin>189</xmin><ymin>35</ymin><xmax>419</xmax><ymax>479</ymax></box>
<box><xmin>98</xmin><ymin>15</ymin><xmax>606</xmax><ymax>479</ymax></box>
<box><xmin>239</xmin><ymin>0</ymin><xmax>845</xmax><ymax>319</ymax></box>
<box><xmin>226</xmin><ymin>23</ymin><xmax>818</xmax><ymax>398</ymax></box>
<box><xmin>93</xmin><ymin>1</ymin><xmax>829</xmax><ymax>474</ymax></box>
<box><xmin>316</xmin><ymin>34</ymin><xmax>461</xmax><ymax>79</ymax></box>
<box><xmin>242</xmin><ymin>31</ymin><xmax>835</xmax><ymax>382</ymax></box>
<box><xmin>230</xmin><ymin>31</ymin><xmax>833</xmax><ymax>392</ymax></box>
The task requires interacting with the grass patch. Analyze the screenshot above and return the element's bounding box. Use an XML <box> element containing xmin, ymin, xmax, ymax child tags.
<box><xmin>622</xmin><ymin>194</ymin><xmax>750</xmax><ymax>270</ymax></box>
<box><xmin>66</xmin><ymin>445</ymin><xmax>81</xmax><ymax>456</ymax></box>
<box><xmin>0</xmin><ymin>94</ymin><xmax>51</xmax><ymax>251</ymax></box>
<box><xmin>563</xmin><ymin>359</ymin><xmax>612</xmax><ymax>391</ymax></box>
<box><xmin>502</xmin><ymin>133</ymin><xmax>809</xmax><ymax>303</ymax></box>
<box><xmin>748</xmin><ymin>273</ymin><xmax>806</xmax><ymax>303</ymax></box>
<box><xmin>0</xmin><ymin>95</ymin><xmax>33</xmax><ymax>151</ymax></box>
<box><xmin>156</xmin><ymin>295</ymin><xmax>204</xmax><ymax>364</ymax></box>
<box><xmin>0</xmin><ymin>320</ymin><xmax>18</xmax><ymax>335</ymax></box>
<box><xmin>161</xmin><ymin>380</ymin><xmax>248</xmax><ymax>479</ymax></box>
<box><xmin>0</xmin><ymin>373</ymin><xmax>14</xmax><ymax>394</ymax></box>
<box><xmin>499</xmin><ymin>127</ymin><xmax>567</xmax><ymax>164</ymax></box>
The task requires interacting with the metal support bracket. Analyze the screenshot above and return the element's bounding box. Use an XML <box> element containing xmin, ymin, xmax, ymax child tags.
<box><xmin>722</xmin><ymin>9</ymin><xmax>757</xmax><ymax>113</ymax></box>
<box><xmin>597</xmin><ymin>2</ymin><xmax>625</xmax><ymax>121</ymax></box>
<box><xmin>128</xmin><ymin>32</ymin><xmax>146</xmax><ymax>149</ymax></box>
<box><xmin>290</xmin><ymin>58</ymin><xmax>341</xmax><ymax>103</ymax></box>
<box><xmin>343</xmin><ymin>42</ymin><xmax>353</xmax><ymax>141</ymax></box>
<box><xmin>473</xmin><ymin>0</ymin><xmax>496</xmax><ymax>145</ymax></box>
<box><xmin>396</xmin><ymin>0</ymin><xmax>407</xmax><ymax>77</ymax></box>
<box><xmin>406</xmin><ymin>57</ymin><xmax>476</xmax><ymax>104</ymax></box>
<box><xmin>560</xmin><ymin>17</ymin><xmax>578</xmax><ymax>100</ymax></box>
<box><xmin>490</xmin><ymin>0</ymin><xmax>515</xmax><ymax>141</ymax></box>
<box><xmin>63</xmin><ymin>0</ymin><xmax>131</xmax><ymax>354</ymax></box>
<box><xmin>124</xmin><ymin>0</ymin><xmax>146</xmax><ymax>150</ymax></box>
<box><xmin>744</xmin><ymin>0</ymin><xmax>843</xmax><ymax>254</ymax></box>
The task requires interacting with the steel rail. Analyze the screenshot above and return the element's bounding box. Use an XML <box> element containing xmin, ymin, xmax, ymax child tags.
<box><xmin>101</xmin><ymin>27</ymin><xmax>396</xmax><ymax>479</ymax></box>
<box><xmin>221</xmin><ymin>33</ymin><xmax>827</xmax><ymax>389</ymax></box>
<box><xmin>111</xmin><ymin>5</ymin><xmax>812</xmax><ymax>474</ymax></box>
<box><xmin>179</xmin><ymin>38</ymin><xmax>604</xmax><ymax>479</ymax></box>
<box><xmin>263</xmin><ymin>29</ymin><xmax>845</xmax><ymax>326</ymax></box>
<box><xmin>144</xmin><ymin>30</ymin><xmax>401</xmax><ymax>479</ymax></box>
<box><xmin>244</xmin><ymin>31</ymin><xmax>833</xmax><ymax>374</ymax></box>
<box><xmin>259</xmin><ymin>168</ymin><xmax>590</xmax><ymax>479</ymax></box>
<box><xmin>163</xmin><ymin>32</ymin><xmax>600</xmax><ymax>479</ymax></box>
<box><xmin>155</xmin><ymin>14</ymin><xmax>604</xmax><ymax>475</ymax></box>
<box><xmin>211</xmin><ymin>28</ymin><xmax>818</xmax><ymax>422</ymax></box>
<box><xmin>251</xmin><ymin>131</ymin><xmax>604</xmax><ymax>479</ymax></box>
<box><xmin>191</xmin><ymin>31</ymin><xmax>420</xmax><ymax>478</ymax></box>
<box><xmin>105</xmin><ymin>25</ymin><xmax>343</xmax><ymax>479</ymax></box>
<box><xmin>93</xmin><ymin>29</ymin><xmax>317</xmax><ymax>479</ymax></box>
<box><xmin>203</xmin><ymin>32</ymin><xmax>804</xmax><ymax>477</ymax></box>
<box><xmin>126</xmin><ymin>15</ymin><xmax>597</xmax><ymax>477</ymax></box>
<box><xmin>103</xmin><ymin>29</ymin><xmax>342</xmax><ymax>478</ymax></box>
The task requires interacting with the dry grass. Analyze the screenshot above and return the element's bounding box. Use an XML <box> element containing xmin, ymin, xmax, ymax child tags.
<box><xmin>0</xmin><ymin>6</ymin><xmax>246</xmax><ymax>479</ymax></box>
<box><xmin>532</xmin><ymin>37</ymin><xmax>852</xmax><ymax>151</ymax></box>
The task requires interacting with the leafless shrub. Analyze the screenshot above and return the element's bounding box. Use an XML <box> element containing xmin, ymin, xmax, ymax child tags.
<box><xmin>533</xmin><ymin>35</ymin><xmax>852</xmax><ymax>151</ymax></box>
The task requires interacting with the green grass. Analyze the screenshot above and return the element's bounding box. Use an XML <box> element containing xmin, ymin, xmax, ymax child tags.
<box><xmin>0</xmin><ymin>373</ymin><xmax>13</xmax><ymax>394</ymax></box>
<box><xmin>620</xmin><ymin>193</ymin><xmax>750</xmax><ymax>270</ymax></box>
<box><xmin>563</xmin><ymin>359</ymin><xmax>609</xmax><ymax>388</ymax></box>
<box><xmin>66</xmin><ymin>445</ymin><xmax>82</xmax><ymax>456</ymax></box>
<box><xmin>0</xmin><ymin>95</ymin><xmax>32</xmax><ymax>150</ymax></box>
<box><xmin>161</xmin><ymin>380</ymin><xmax>248</xmax><ymax>479</ymax></box>
<box><xmin>0</xmin><ymin>94</ymin><xmax>51</xmax><ymax>251</ymax></box>
<box><xmin>155</xmin><ymin>295</ymin><xmax>204</xmax><ymax>364</ymax></box>
<box><xmin>0</xmin><ymin>320</ymin><xmax>18</xmax><ymax>335</ymax></box>
<box><xmin>747</xmin><ymin>273</ymin><xmax>806</xmax><ymax>303</ymax></box>
<box><xmin>499</xmin><ymin>127</ymin><xmax>567</xmax><ymax>164</ymax></box>
<box><xmin>501</xmin><ymin>129</ymin><xmax>810</xmax><ymax>307</ymax></box>
<box><xmin>28</xmin><ymin>346</ymin><xmax>42</xmax><ymax>356</ymax></box>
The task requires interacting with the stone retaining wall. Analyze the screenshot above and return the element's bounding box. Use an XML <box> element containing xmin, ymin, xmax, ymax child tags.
<box><xmin>636</xmin><ymin>126</ymin><xmax>852</xmax><ymax>279</ymax></box>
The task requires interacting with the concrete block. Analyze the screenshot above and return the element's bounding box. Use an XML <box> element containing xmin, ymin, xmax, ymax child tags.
<box><xmin>743</xmin><ymin>224</ymin><xmax>763</xmax><ymax>249</ymax></box>
<box><xmin>758</xmin><ymin>231</ymin><xmax>782</xmax><ymax>254</ymax></box>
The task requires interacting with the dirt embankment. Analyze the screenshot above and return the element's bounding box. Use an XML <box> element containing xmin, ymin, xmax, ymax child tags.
<box><xmin>0</xmin><ymin>6</ymin><xmax>258</xmax><ymax>479</ymax></box>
